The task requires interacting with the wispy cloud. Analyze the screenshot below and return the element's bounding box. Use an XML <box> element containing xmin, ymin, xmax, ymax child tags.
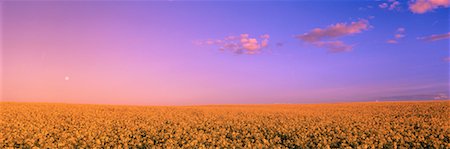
<box><xmin>358</xmin><ymin>5</ymin><xmax>374</xmax><ymax>11</ymax></box>
<box><xmin>379</xmin><ymin>3</ymin><xmax>389</xmax><ymax>8</ymax></box>
<box><xmin>295</xmin><ymin>19</ymin><xmax>370</xmax><ymax>53</ymax></box>
<box><xmin>386</xmin><ymin>39</ymin><xmax>398</xmax><ymax>44</ymax></box>
<box><xmin>443</xmin><ymin>57</ymin><xmax>450</xmax><ymax>62</ymax></box>
<box><xmin>379</xmin><ymin>0</ymin><xmax>401</xmax><ymax>10</ymax></box>
<box><xmin>194</xmin><ymin>34</ymin><xmax>270</xmax><ymax>55</ymax></box>
<box><xmin>418</xmin><ymin>32</ymin><xmax>450</xmax><ymax>41</ymax></box>
<box><xmin>409</xmin><ymin>0</ymin><xmax>450</xmax><ymax>14</ymax></box>
<box><xmin>297</xmin><ymin>19</ymin><xmax>369</xmax><ymax>42</ymax></box>
<box><xmin>313</xmin><ymin>41</ymin><xmax>353</xmax><ymax>53</ymax></box>
<box><xmin>387</xmin><ymin>27</ymin><xmax>406</xmax><ymax>44</ymax></box>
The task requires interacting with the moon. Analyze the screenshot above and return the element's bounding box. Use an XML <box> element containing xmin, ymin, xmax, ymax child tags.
<box><xmin>65</xmin><ymin>76</ymin><xmax>70</xmax><ymax>81</ymax></box>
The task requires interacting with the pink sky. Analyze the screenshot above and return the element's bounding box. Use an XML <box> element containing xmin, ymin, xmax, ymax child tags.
<box><xmin>1</xmin><ymin>1</ymin><xmax>449</xmax><ymax>105</ymax></box>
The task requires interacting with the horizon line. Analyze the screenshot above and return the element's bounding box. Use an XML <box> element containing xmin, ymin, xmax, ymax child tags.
<box><xmin>1</xmin><ymin>99</ymin><xmax>448</xmax><ymax>107</ymax></box>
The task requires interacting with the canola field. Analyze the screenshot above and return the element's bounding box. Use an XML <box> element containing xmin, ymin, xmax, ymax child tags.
<box><xmin>0</xmin><ymin>101</ymin><xmax>449</xmax><ymax>148</ymax></box>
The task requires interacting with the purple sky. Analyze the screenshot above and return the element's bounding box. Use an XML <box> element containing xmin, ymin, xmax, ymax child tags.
<box><xmin>1</xmin><ymin>1</ymin><xmax>449</xmax><ymax>105</ymax></box>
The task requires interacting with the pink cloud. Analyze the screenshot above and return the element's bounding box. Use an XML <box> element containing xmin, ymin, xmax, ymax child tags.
<box><xmin>297</xmin><ymin>19</ymin><xmax>369</xmax><ymax>42</ymax></box>
<box><xmin>386</xmin><ymin>39</ymin><xmax>398</xmax><ymax>44</ymax></box>
<box><xmin>387</xmin><ymin>27</ymin><xmax>406</xmax><ymax>44</ymax></box>
<box><xmin>379</xmin><ymin>0</ymin><xmax>401</xmax><ymax>10</ymax></box>
<box><xmin>296</xmin><ymin>19</ymin><xmax>370</xmax><ymax>53</ymax></box>
<box><xmin>260</xmin><ymin>34</ymin><xmax>270</xmax><ymax>48</ymax></box>
<box><xmin>395</xmin><ymin>34</ymin><xmax>405</xmax><ymax>38</ymax></box>
<box><xmin>195</xmin><ymin>33</ymin><xmax>270</xmax><ymax>54</ymax></box>
<box><xmin>443</xmin><ymin>57</ymin><xmax>450</xmax><ymax>62</ymax></box>
<box><xmin>313</xmin><ymin>41</ymin><xmax>353</xmax><ymax>53</ymax></box>
<box><xmin>379</xmin><ymin>3</ymin><xmax>389</xmax><ymax>8</ymax></box>
<box><xmin>418</xmin><ymin>32</ymin><xmax>450</xmax><ymax>41</ymax></box>
<box><xmin>389</xmin><ymin>1</ymin><xmax>400</xmax><ymax>10</ymax></box>
<box><xmin>395</xmin><ymin>27</ymin><xmax>406</xmax><ymax>39</ymax></box>
<box><xmin>409</xmin><ymin>0</ymin><xmax>450</xmax><ymax>14</ymax></box>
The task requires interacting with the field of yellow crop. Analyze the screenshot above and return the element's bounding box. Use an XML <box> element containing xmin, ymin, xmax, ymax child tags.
<box><xmin>0</xmin><ymin>101</ymin><xmax>449</xmax><ymax>148</ymax></box>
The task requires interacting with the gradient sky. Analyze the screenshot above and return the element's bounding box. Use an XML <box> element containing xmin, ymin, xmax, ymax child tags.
<box><xmin>1</xmin><ymin>0</ymin><xmax>449</xmax><ymax>105</ymax></box>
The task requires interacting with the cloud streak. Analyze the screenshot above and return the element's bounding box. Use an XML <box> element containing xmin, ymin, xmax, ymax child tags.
<box><xmin>418</xmin><ymin>32</ymin><xmax>450</xmax><ymax>41</ymax></box>
<box><xmin>443</xmin><ymin>57</ymin><xmax>450</xmax><ymax>62</ymax></box>
<box><xmin>409</xmin><ymin>0</ymin><xmax>450</xmax><ymax>14</ymax></box>
<box><xmin>313</xmin><ymin>41</ymin><xmax>353</xmax><ymax>53</ymax></box>
<box><xmin>295</xmin><ymin>19</ymin><xmax>370</xmax><ymax>53</ymax></box>
<box><xmin>386</xmin><ymin>39</ymin><xmax>398</xmax><ymax>44</ymax></box>
<box><xmin>297</xmin><ymin>19</ymin><xmax>369</xmax><ymax>42</ymax></box>
<box><xmin>194</xmin><ymin>34</ymin><xmax>270</xmax><ymax>55</ymax></box>
<box><xmin>379</xmin><ymin>0</ymin><xmax>401</xmax><ymax>10</ymax></box>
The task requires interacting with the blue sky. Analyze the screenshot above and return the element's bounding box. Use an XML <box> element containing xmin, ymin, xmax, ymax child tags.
<box><xmin>2</xmin><ymin>0</ymin><xmax>449</xmax><ymax>105</ymax></box>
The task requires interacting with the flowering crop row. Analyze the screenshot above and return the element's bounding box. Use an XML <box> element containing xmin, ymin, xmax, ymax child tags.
<box><xmin>0</xmin><ymin>101</ymin><xmax>448</xmax><ymax>148</ymax></box>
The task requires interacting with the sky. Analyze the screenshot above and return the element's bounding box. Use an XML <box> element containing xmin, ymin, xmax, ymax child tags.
<box><xmin>1</xmin><ymin>0</ymin><xmax>449</xmax><ymax>105</ymax></box>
